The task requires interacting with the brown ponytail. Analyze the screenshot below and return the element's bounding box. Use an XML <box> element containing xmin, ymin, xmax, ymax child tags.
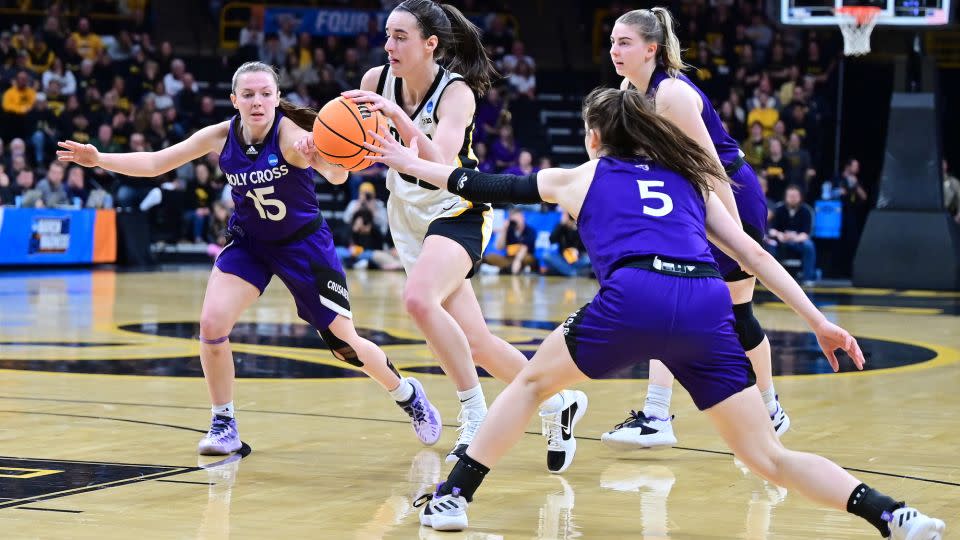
<box><xmin>617</xmin><ymin>8</ymin><xmax>687</xmax><ymax>77</ymax></box>
<box><xmin>582</xmin><ymin>87</ymin><xmax>726</xmax><ymax>197</ymax></box>
<box><xmin>395</xmin><ymin>0</ymin><xmax>499</xmax><ymax>95</ymax></box>
<box><xmin>278</xmin><ymin>99</ymin><xmax>318</xmax><ymax>132</ymax></box>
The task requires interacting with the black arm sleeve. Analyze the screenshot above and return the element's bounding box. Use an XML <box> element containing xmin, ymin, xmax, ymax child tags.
<box><xmin>445</xmin><ymin>168</ymin><xmax>544</xmax><ymax>204</ymax></box>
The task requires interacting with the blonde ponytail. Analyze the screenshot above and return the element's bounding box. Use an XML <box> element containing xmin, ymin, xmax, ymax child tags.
<box><xmin>617</xmin><ymin>8</ymin><xmax>688</xmax><ymax>77</ymax></box>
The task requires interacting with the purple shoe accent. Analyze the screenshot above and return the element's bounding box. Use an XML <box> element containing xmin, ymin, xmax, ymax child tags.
<box><xmin>400</xmin><ymin>378</ymin><xmax>442</xmax><ymax>446</ymax></box>
<box><xmin>435</xmin><ymin>482</ymin><xmax>445</xmax><ymax>496</ymax></box>
<box><xmin>882</xmin><ymin>510</ymin><xmax>894</xmax><ymax>522</ymax></box>
<box><xmin>452</xmin><ymin>487</ymin><xmax>461</xmax><ymax>497</ymax></box>
<box><xmin>198</xmin><ymin>415</ymin><xmax>241</xmax><ymax>455</ymax></box>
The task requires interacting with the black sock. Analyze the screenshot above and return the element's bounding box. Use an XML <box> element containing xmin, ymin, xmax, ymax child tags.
<box><xmin>846</xmin><ymin>483</ymin><xmax>904</xmax><ymax>537</ymax></box>
<box><xmin>438</xmin><ymin>452</ymin><xmax>490</xmax><ymax>502</ymax></box>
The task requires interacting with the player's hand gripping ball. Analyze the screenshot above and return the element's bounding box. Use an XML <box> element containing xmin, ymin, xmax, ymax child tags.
<box><xmin>312</xmin><ymin>96</ymin><xmax>387</xmax><ymax>172</ymax></box>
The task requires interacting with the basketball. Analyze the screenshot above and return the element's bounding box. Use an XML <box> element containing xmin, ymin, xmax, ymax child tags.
<box><xmin>312</xmin><ymin>96</ymin><xmax>386</xmax><ymax>172</ymax></box>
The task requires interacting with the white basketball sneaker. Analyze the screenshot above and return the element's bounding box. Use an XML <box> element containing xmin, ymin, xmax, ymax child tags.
<box><xmin>770</xmin><ymin>400</ymin><xmax>791</xmax><ymax>437</ymax></box>
<box><xmin>886</xmin><ymin>507</ymin><xmax>945</xmax><ymax>540</ymax></box>
<box><xmin>541</xmin><ymin>390</ymin><xmax>588</xmax><ymax>473</ymax></box>
<box><xmin>600</xmin><ymin>410</ymin><xmax>677</xmax><ymax>451</ymax></box>
<box><xmin>416</xmin><ymin>484</ymin><xmax>469</xmax><ymax>531</ymax></box>
<box><xmin>446</xmin><ymin>407</ymin><xmax>485</xmax><ymax>463</ymax></box>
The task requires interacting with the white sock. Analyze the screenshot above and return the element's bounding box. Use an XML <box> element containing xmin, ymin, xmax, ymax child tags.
<box><xmin>389</xmin><ymin>378</ymin><xmax>415</xmax><ymax>403</ymax></box>
<box><xmin>760</xmin><ymin>386</ymin><xmax>778</xmax><ymax>415</ymax></box>
<box><xmin>539</xmin><ymin>391</ymin><xmax>566</xmax><ymax>413</ymax></box>
<box><xmin>643</xmin><ymin>384</ymin><xmax>672</xmax><ymax>420</ymax></box>
<box><xmin>457</xmin><ymin>385</ymin><xmax>487</xmax><ymax>412</ymax></box>
<box><xmin>212</xmin><ymin>401</ymin><xmax>234</xmax><ymax>418</ymax></box>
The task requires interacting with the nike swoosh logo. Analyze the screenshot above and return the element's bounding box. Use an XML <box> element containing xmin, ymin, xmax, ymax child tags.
<box><xmin>441</xmin><ymin>201</ymin><xmax>458</xmax><ymax>213</ymax></box>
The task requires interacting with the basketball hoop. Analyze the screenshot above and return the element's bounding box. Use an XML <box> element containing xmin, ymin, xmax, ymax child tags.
<box><xmin>835</xmin><ymin>6</ymin><xmax>882</xmax><ymax>56</ymax></box>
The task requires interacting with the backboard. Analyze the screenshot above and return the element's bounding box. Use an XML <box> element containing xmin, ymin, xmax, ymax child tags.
<box><xmin>781</xmin><ymin>0</ymin><xmax>951</xmax><ymax>25</ymax></box>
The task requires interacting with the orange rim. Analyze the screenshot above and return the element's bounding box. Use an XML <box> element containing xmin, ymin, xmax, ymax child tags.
<box><xmin>835</xmin><ymin>6</ymin><xmax>882</xmax><ymax>25</ymax></box>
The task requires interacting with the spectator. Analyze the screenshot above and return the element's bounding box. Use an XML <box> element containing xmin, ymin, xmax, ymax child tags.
<box><xmin>719</xmin><ymin>99</ymin><xmax>745</xmax><ymax>141</ymax></box>
<box><xmin>174</xmin><ymin>73</ymin><xmax>200</xmax><ymax>126</ymax></box>
<box><xmin>355</xmin><ymin>33</ymin><xmax>386</xmax><ymax>70</ymax></box>
<box><xmin>43</xmin><ymin>58</ymin><xmax>77</xmax><ymax>97</ymax></box>
<box><xmin>741</xmin><ymin>121</ymin><xmax>766</xmax><ymax>167</ymax></box>
<box><xmin>485</xmin><ymin>15</ymin><xmax>514</xmax><ymax>60</ymax></box>
<box><xmin>28</xmin><ymin>93</ymin><xmax>57</xmax><ymax>165</ymax></box>
<box><xmin>335</xmin><ymin>48</ymin><xmax>365</xmax><ymax>91</ymax></box>
<box><xmin>491</xmin><ymin>124</ymin><xmax>519</xmax><ymax>171</ymax></box>
<box><xmin>761</xmin><ymin>137</ymin><xmax>788</xmax><ymax>202</ymax></box>
<box><xmin>291</xmin><ymin>32</ymin><xmax>314</xmax><ymax>70</ymax></box>
<box><xmin>25</xmin><ymin>39</ymin><xmax>54</xmax><ymax>75</ymax></box>
<box><xmin>836</xmin><ymin>158</ymin><xmax>869</xmax><ymax>271</ymax></box>
<box><xmin>484</xmin><ymin>207</ymin><xmax>537</xmax><ymax>275</ymax></box>
<box><xmin>194</xmin><ymin>96</ymin><xmax>220</xmax><ymax>129</ymax></box>
<box><xmin>0</xmin><ymin>31</ymin><xmax>16</xmax><ymax>69</ymax></box>
<box><xmin>3</xmin><ymin>70</ymin><xmax>37</xmax><ymax>137</ymax></box>
<box><xmin>784</xmin><ymin>132</ymin><xmax>816</xmax><ymax>191</ymax></box>
<box><xmin>108</xmin><ymin>30</ymin><xmax>136</xmax><ymax>62</ymax></box>
<box><xmin>507</xmin><ymin>59</ymin><xmax>536</xmax><ymax>100</ymax></box>
<box><xmin>44</xmin><ymin>79</ymin><xmax>66</xmax><ymax>117</ymax></box>
<box><xmin>501</xmin><ymin>41</ymin><xmax>535</xmax><ymax>73</ymax></box>
<box><xmin>746</xmin><ymin>87</ymin><xmax>779</xmax><ymax>137</ymax></box>
<box><xmin>65</xmin><ymin>165</ymin><xmax>90</xmax><ymax>207</ymax></box>
<box><xmin>238</xmin><ymin>16</ymin><xmax>264</xmax><ymax>51</ymax></box>
<box><xmin>60</xmin><ymin>36</ymin><xmax>84</xmax><ymax>74</ymax></box>
<box><xmin>259</xmin><ymin>34</ymin><xmax>286</xmax><ymax>68</ymax></box>
<box><xmin>543</xmin><ymin>212</ymin><xmax>591</xmax><ymax>277</ymax></box>
<box><xmin>92</xmin><ymin>124</ymin><xmax>122</xmax><ymax>154</ymax></box>
<box><xmin>343</xmin><ymin>181</ymin><xmax>388</xmax><ymax>236</ymax></box>
<box><xmin>767</xmin><ymin>185</ymin><xmax>817</xmax><ymax>285</ymax></box>
<box><xmin>944</xmin><ymin>159</ymin><xmax>960</xmax><ymax>224</ymax></box>
<box><xmin>71</xmin><ymin>18</ymin><xmax>104</xmax><ymax>61</ymax></box>
<box><xmin>184</xmin><ymin>162</ymin><xmax>214</xmax><ymax>243</ymax></box>
<box><xmin>473</xmin><ymin>141</ymin><xmax>495</xmax><ymax>173</ymax></box>
<box><xmin>16</xmin><ymin>168</ymin><xmax>43</xmax><ymax>208</ymax></box>
<box><xmin>336</xmin><ymin>207</ymin><xmax>402</xmax><ymax>270</ymax></box>
<box><xmin>0</xmin><ymin>168</ymin><xmax>13</xmax><ymax>205</ymax></box>
<box><xmin>163</xmin><ymin>59</ymin><xmax>197</xmax><ymax>97</ymax></box>
<box><xmin>277</xmin><ymin>15</ymin><xmax>299</xmax><ymax>52</ymax></box>
<box><xmin>37</xmin><ymin>160</ymin><xmax>69</xmax><ymax>207</ymax></box>
<box><xmin>207</xmin><ymin>200</ymin><xmax>232</xmax><ymax>259</ymax></box>
<box><xmin>475</xmin><ymin>87</ymin><xmax>503</xmax><ymax>144</ymax></box>
<box><xmin>503</xmin><ymin>150</ymin><xmax>537</xmax><ymax>176</ymax></box>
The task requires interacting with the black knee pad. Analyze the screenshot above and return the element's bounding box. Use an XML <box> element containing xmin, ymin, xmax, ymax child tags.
<box><xmin>732</xmin><ymin>301</ymin><xmax>765</xmax><ymax>351</ymax></box>
<box><xmin>318</xmin><ymin>328</ymin><xmax>363</xmax><ymax>368</ymax></box>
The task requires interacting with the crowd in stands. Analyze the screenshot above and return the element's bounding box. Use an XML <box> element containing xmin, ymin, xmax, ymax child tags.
<box><xmin>5</xmin><ymin>0</ymin><xmax>926</xmax><ymax>280</ymax></box>
<box><xmin>601</xmin><ymin>0</ymin><xmax>876</xmax><ymax>281</ymax></box>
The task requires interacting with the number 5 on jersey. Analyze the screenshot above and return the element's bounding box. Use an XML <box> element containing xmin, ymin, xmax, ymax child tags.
<box><xmin>637</xmin><ymin>180</ymin><xmax>673</xmax><ymax>217</ymax></box>
<box><xmin>245</xmin><ymin>186</ymin><xmax>287</xmax><ymax>221</ymax></box>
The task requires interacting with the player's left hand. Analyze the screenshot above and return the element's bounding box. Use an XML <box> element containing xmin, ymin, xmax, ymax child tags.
<box><xmin>294</xmin><ymin>134</ymin><xmax>319</xmax><ymax>160</ymax></box>
<box><xmin>813</xmin><ymin>320</ymin><xmax>865</xmax><ymax>372</ymax></box>
<box><xmin>362</xmin><ymin>127</ymin><xmax>419</xmax><ymax>172</ymax></box>
<box><xmin>341</xmin><ymin>90</ymin><xmax>402</xmax><ymax>120</ymax></box>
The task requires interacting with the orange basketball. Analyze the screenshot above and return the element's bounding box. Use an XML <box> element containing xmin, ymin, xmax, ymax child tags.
<box><xmin>312</xmin><ymin>96</ymin><xmax>386</xmax><ymax>172</ymax></box>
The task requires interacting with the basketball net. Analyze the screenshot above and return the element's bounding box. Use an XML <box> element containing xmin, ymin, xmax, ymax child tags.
<box><xmin>836</xmin><ymin>6</ymin><xmax>882</xmax><ymax>56</ymax></box>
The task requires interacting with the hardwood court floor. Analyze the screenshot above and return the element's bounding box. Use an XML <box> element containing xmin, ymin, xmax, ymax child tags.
<box><xmin>0</xmin><ymin>267</ymin><xmax>957</xmax><ymax>539</ymax></box>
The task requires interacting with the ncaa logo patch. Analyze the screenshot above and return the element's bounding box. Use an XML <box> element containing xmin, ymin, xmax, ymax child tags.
<box><xmin>267</xmin><ymin>154</ymin><xmax>279</xmax><ymax>166</ymax></box>
<box><xmin>425</xmin><ymin>100</ymin><xmax>434</xmax><ymax>114</ymax></box>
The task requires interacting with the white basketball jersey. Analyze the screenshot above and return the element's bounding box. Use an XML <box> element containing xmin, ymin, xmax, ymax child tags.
<box><xmin>376</xmin><ymin>65</ymin><xmax>480</xmax><ymax>207</ymax></box>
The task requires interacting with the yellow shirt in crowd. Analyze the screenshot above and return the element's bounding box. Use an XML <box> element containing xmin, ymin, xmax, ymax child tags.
<box><xmin>2</xmin><ymin>86</ymin><xmax>37</xmax><ymax>114</ymax></box>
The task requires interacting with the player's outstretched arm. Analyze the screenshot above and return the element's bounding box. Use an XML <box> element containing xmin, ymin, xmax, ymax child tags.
<box><xmin>57</xmin><ymin>122</ymin><xmax>229</xmax><ymax>178</ymax></box>
<box><xmin>363</xmin><ymin>129</ymin><xmax>576</xmax><ymax>205</ymax></box>
<box><xmin>704</xmin><ymin>192</ymin><xmax>865</xmax><ymax>372</ymax></box>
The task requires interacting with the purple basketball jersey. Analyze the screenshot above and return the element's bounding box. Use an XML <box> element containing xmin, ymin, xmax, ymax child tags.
<box><xmin>578</xmin><ymin>157</ymin><xmax>716</xmax><ymax>283</ymax></box>
<box><xmin>219</xmin><ymin>111</ymin><xmax>319</xmax><ymax>241</ymax></box>
<box><xmin>647</xmin><ymin>68</ymin><xmax>741</xmax><ymax>166</ymax></box>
